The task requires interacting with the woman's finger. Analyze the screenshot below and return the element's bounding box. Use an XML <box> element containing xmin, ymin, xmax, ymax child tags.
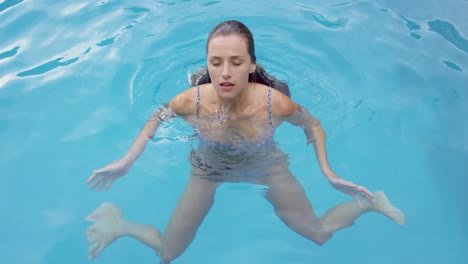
<box><xmin>97</xmin><ymin>177</ymin><xmax>110</xmax><ymax>192</ymax></box>
<box><xmin>353</xmin><ymin>194</ymin><xmax>363</xmax><ymax>208</ymax></box>
<box><xmin>89</xmin><ymin>175</ymin><xmax>103</xmax><ymax>190</ymax></box>
<box><xmin>106</xmin><ymin>178</ymin><xmax>115</xmax><ymax>191</ymax></box>
<box><xmin>87</xmin><ymin>172</ymin><xmax>99</xmax><ymax>184</ymax></box>
<box><xmin>358</xmin><ymin>186</ymin><xmax>375</xmax><ymax>203</ymax></box>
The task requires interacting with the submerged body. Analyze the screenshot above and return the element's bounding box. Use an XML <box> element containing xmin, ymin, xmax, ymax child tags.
<box><xmin>85</xmin><ymin>20</ymin><xmax>405</xmax><ymax>264</ymax></box>
<box><xmin>189</xmin><ymin>84</ymin><xmax>288</xmax><ymax>182</ymax></box>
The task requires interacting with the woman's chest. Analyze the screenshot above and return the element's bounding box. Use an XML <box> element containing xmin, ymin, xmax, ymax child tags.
<box><xmin>198</xmin><ymin>114</ymin><xmax>272</xmax><ymax>144</ymax></box>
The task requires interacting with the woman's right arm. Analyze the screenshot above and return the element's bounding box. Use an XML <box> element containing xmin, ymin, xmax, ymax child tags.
<box><xmin>120</xmin><ymin>87</ymin><xmax>197</xmax><ymax>165</ymax></box>
<box><xmin>87</xmin><ymin>88</ymin><xmax>196</xmax><ymax>191</ymax></box>
<box><xmin>121</xmin><ymin>106</ymin><xmax>175</xmax><ymax>164</ymax></box>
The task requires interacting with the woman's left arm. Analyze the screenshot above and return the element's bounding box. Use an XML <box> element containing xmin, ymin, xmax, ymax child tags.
<box><xmin>283</xmin><ymin>106</ymin><xmax>336</xmax><ymax>178</ymax></box>
<box><xmin>270</xmin><ymin>92</ymin><xmax>336</xmax><ymax>178</ymax></box>
<box><xmin>280</xmin><ymin>100</ymin><xmax>376</xmax><ymax>206</ymax></box>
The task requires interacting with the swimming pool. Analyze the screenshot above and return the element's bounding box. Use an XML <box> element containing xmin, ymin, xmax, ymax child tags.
<box><xmin>0</xmin><ymin>0</ymin><xmax>466</xmax><ymax>263</ymax></box>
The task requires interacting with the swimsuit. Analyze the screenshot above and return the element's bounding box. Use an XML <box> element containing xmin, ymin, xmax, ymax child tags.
<box><xmin>189</xmin><ymin>86</ymin><xmax>289</xmax><ymax>182</ymax></box>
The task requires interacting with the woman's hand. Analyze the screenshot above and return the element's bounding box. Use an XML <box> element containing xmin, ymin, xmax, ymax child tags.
<box><xmin>328</xmin><ymin>176</ymin><xmax>376</xmax><ymax>208</ymax></box>
<box><xmin>87</xmin><ymin>159</ymin><xmax>131</xmax><ymax>191</ymax></box>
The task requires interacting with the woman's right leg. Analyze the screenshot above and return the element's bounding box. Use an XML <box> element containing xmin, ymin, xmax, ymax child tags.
<box><xmin>86</xmin><ymin>170</ymin><xmax>220</xmax><ymax>263</ymax></box>
<box><xmin>159</xmin><ymin>172</ymin><xmax>220</xmax><ymax>262</ymax></box>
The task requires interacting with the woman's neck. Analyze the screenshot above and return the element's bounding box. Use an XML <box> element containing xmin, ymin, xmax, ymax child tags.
<box><xmin>215</xmin><ymin>83</ymin><xmax>254</xmax><ymax>114</ymax></box>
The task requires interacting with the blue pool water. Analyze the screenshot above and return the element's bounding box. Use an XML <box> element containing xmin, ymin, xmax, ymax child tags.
<box><xmin>1</xmin><ymin>0</ymin><xmax>467</xmax><ymax>263</ymax></box>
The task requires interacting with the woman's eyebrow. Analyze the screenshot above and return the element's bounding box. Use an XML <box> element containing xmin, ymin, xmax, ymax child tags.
<box><xmin>209</xmin><ymin>55</ymin><xmax>245</xmax><ymax>59</ymax></box>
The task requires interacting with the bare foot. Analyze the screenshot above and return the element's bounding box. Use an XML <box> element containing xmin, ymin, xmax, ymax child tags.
<box><xmin>373</xmin><ymin>191</ymin><xmax>406</xmax><ymax>226</ymax></box>
<box><xmin>85</xmin><ymin>202</ymin><xmax>126</xmax><ymax>259</ymax></box>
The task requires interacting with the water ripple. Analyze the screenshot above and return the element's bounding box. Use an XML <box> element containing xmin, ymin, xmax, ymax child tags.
<box><xmin>0</xmin><ymin>46</ymin><xmax>19</xmax><ymax>61</ymax></box>
<box><xmin>96</xmin><ymin>36</ymin><xmax>116</xmax><ymax>47</ymax></box>
<box><xmin>124</xmin><ymin>6</ymin><xmax>150</xmax><ymax>13</ymax></box>
<box><xmin>0</xmin><ymin>0</ymin><xmax>24</xmax><ymax>13</ymax></box>
<box><xmin>61</xmin><ymin>2</ymin><xmax>88</xmax><ymax>16</ymax></box>
<box><xmin>300</xmin><ymin>9</ymin><xmax>348</xmax><ymax>29</ymax></box>
<box><xmin>428</xmin><ymin>19</ymin><xmax>468</xmax><ymax>54</ymax></box>
<box><xmin>442</xmin><ymin>60</ymin><xmax>463</xmax><ymax>72</ymax></box>
<box><xmin>202</xmin><ymin>1</ymin><xmax>222</xmax><ymax>7</ymax></box>
<box><xmin>330</xmin><ymin>0</ymin><xmax>362</xmax><ymax>7</ymax></box>
<box><xmin>410</xmin><ymin>32</ymin><xmax>422</xmax><ymax>40</ymax></box>
<box><xmin>17</xmin><ymin>57</ymin><xmax>79</xmax><ymax>78</ymax></box>
<box><xmin>396</xmin><ymin>15</ymin><xmax>423</xmax><ymax>40</ymax></box>
<box><xmin>1</xmin><ymin>9</ymin><xmax>46</xmax><ymax>36</ymax></box>
<box><xmin>399</xmin><ymin>15</ymin><xmax>421</xmax><ymax>30</ymax></box>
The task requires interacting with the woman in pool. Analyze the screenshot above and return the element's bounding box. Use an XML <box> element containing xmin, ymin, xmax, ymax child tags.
<box><xmin>85</xmin><ymin>20</ymin><xmax>405</xmax><ymax>263</ymax></box>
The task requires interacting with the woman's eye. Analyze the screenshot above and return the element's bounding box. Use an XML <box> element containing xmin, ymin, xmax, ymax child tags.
<box><xmin>233</xmin><ymin>61</ymin><xmax>242</xmax><ymax>66</ymax></box>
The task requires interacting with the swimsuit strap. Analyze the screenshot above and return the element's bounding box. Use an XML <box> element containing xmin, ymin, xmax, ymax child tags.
<box><xmin>196</xmin><ymin>85</ymin><xmax>200</xmax><ymax>129</ymax></box>
<box><xmin>268</xmin><ymin>86</ymin><xmax>273</xmax><ymax>128</ymax></box>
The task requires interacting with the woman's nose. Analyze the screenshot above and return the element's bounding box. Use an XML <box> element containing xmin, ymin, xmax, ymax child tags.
<box><xmin>221</xmin><ymin>64</ymin><xmax>231</xmax><ymax>79</ymax></box>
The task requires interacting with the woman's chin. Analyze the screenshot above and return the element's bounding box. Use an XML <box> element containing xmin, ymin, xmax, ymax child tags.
<box><xmin>216</xmin><ymin>88</ymin><xmax>238</xmax><ymax>98</ymax></box>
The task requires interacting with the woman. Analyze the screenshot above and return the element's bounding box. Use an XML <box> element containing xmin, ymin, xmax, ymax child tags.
<box><xmin>85</xmin><ymin>20</ymin><xmax>405</xmax><ymax>263</ymax></box>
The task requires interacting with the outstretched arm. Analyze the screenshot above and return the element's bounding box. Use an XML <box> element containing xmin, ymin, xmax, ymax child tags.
<box><xmin>87</xmin><ymin>106</ymin><xmax>176</xmax><ymax>191</ymax></box>
<box><xmin>121</xmin><ymin>86</ymin><xmax>197</xmax><ymax>165</ymax></box>
<box><xmin>284</xmin><ymin>106</ymin><xmax>335</xmax><ymax>177</ymax></box>
<box><xmin>122</xmin><ymin>106</ymin><xmax>176</xmax><ymax>164</ymax></box>
<box><xmin>286</xmin><ymin>107</ymin><xmax>339</xmax><ymax>177</ymax></box>
<box><xmin>269</xmin><ymin>91</ymin><xmax>336</xmax><ymax>178</ymax></box>
<box><xmin>87</xmin><ymin>87</ymin><xmax>197</xmax><ymax>191</ymax></box>
<box><xmin>284</xmin><ymin>105</ymin><xmax>376</xmax><ymax>206</ymax></box>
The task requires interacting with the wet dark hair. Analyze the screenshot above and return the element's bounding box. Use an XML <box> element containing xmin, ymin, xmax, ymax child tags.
<box><xmin>190</xmin><ymin>20</ymin><xmax>291</xmax><ymax>98</ymax></box>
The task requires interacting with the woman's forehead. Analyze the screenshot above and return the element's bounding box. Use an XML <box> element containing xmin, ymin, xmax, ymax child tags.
<box><xmin>207</xmin><ymin>35</ymin><xmax>249</xmax><ymax>57</ymax></box>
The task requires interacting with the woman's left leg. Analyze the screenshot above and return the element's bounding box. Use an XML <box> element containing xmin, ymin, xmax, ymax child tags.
<box><xmin>261</xmin><ymin>170</ymin><xmax>404</xmax><ymax>245</ymax></box>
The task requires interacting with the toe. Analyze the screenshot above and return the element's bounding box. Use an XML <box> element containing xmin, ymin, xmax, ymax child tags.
<box><xmin>88</xmin><ymin>242</ymin><xmax>100</xmax><ymax>259</ymax></box>
<box><xmin>85</xmin><ymin>211</ymin><xmax>102</xmax><ymax>222</ymax></box>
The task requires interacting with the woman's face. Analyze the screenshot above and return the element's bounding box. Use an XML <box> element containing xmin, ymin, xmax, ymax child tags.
<box><xmin>207</xmin><ymin>34</ymin><xmax>256</xmax><ymax>100</ymax></box>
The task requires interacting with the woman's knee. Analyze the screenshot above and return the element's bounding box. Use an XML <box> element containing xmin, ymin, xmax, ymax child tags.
<box><xmin>159</xmin><ymin>246</ymin><xmax>185</xmax><ymax>263</ymax></box>
<box><xmin>275</xmin><ymin>208</ymin><xmax>332</xmax><ymax>245</ymax></box>
<box><xmin>159</xmin><ymin>224</ymin><xmax>197</xmax><ymax>261</ymax></box>
<box><xmin>310</xmin><ymin>231</ymin><xmax>332</xmax><ymax>246</ymax></box>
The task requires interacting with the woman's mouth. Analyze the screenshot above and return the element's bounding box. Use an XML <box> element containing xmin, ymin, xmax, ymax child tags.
<box><xmin>220</xmin><ymin>82</ymin><xmax>235</xmax><ymax>91</ymax></box>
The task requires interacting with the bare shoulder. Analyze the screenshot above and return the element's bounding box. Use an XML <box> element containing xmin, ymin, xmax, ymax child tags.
<box><xmin>168</xmin><ymin>85</ymin><xmax>200</xmax><ymax>115</ymax></box>
<box><xmin>270</xmin><ymin>87</ymin><xmax>298</xmax><ymax>117</ymax></box>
